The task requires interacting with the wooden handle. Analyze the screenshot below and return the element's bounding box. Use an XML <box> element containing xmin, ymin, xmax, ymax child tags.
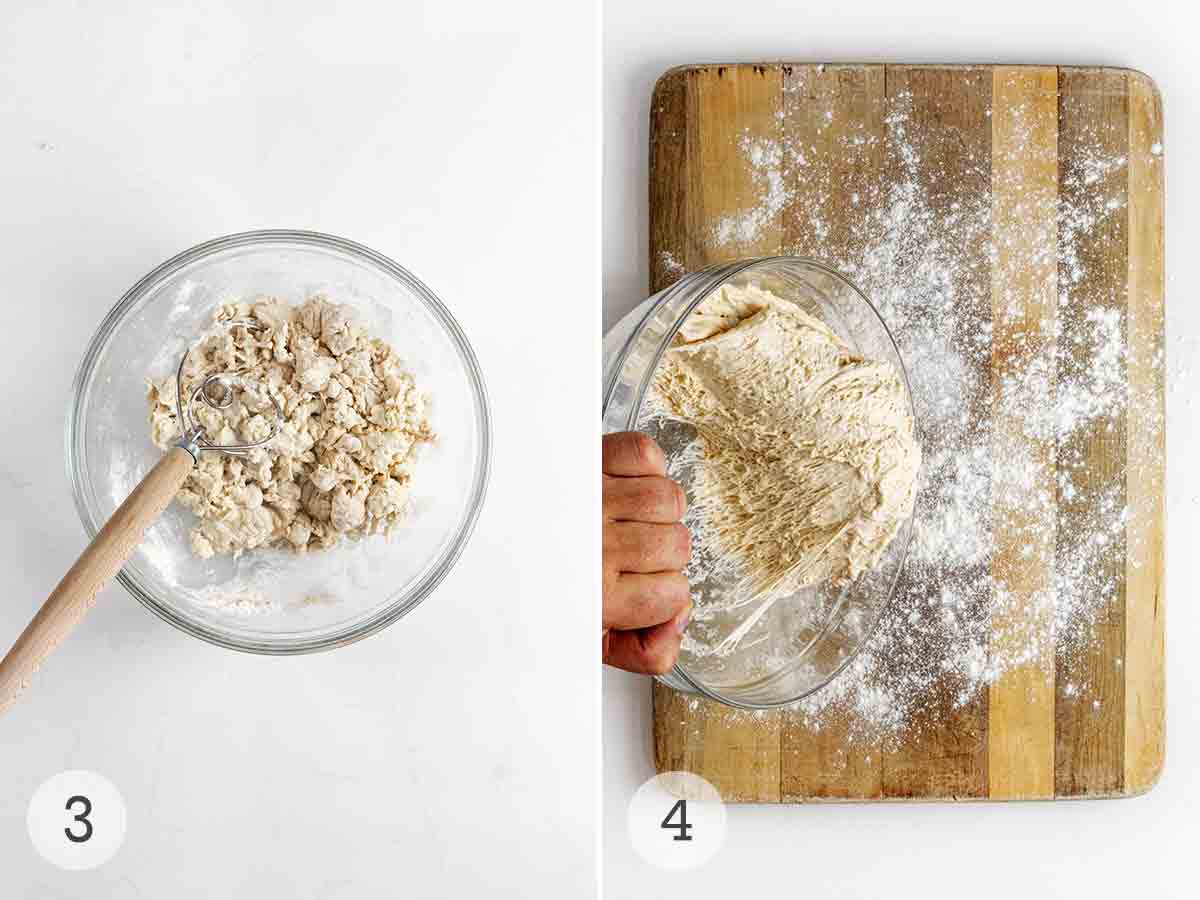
<box><xmin>0</xmin><ymin>446</ymin><xmax>194</xmax><ymax>714</ymax></box>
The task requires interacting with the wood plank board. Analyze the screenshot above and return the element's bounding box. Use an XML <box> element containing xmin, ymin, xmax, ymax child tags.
<box><xmin>648</xmin><ymin>64</ymin><xmax>1165</xmax><ymax>802</ymax></box>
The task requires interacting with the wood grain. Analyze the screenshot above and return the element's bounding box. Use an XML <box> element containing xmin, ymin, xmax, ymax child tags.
<box><xmin>654</xmin><ymin>682</ymin><xmax>782</xmax><ymax>802</ymax></box>
<box><xmin>778</xmin><ymin>64</ymin><xmax>887</xmax><ymax>802</ymax></box>
<box><xmin>649</xmin><ymin>66</ymin><xmax>786</xmax><ymax>801</ymax></box>
<box><xmin>1123</xmin><ymin>71</ymin><xmax>1166</xmax><ymax>795</ymax></box>
<box><xmin>694</xmin><ymin>64</ymin><xmax>783</xmax><ymax>261</ymax></box>
<box><xmin>649</xmin><ymin>67</ymin><xmax>694</xmax><ymax>290</ymax></box>
<box><xmin>648</xmin><ymin>64</ymin><xmax>1166</xmax><ymax>802</ymax></box>
<box><xmin>880</xmin><ymin>66</ymin><xmax>993</xmax><ymax>801</ymax></box>
<box><xmin>987</xmin><ymin>66</ymin><xmax>1058</xmax><ymax>800</ymax></box>
<box><xmin>1053</xmin><ymin>68</ymin><xmax>1128</xmax><ymax>798</ymax></box>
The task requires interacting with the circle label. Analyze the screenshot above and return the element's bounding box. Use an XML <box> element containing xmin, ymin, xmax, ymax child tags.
<box><xmin>27</xmin><ymin>771</ymin><xmax>127</xmax><ymax>870</ymax></box>
<box><xmin>627</xmin><ymin>771</ymin><xmax>727</xmax><ymax>870</ymax></box>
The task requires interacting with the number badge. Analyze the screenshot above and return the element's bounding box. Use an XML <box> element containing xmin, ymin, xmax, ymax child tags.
<box><xmin>627</xmin><ymin>771</ymin><xmax>727</xmax><ymax>870</ymax></box>
<box><xmin>27</xmin><ymin>771</ymin><xmax>127</xmax><ymax>870</ymax></box>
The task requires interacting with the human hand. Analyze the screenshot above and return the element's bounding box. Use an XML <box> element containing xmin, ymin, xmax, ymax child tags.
<box><xmin>602</xmin><ymin>432</ymin><xmax>691</xmax><ymax>674</ymax></box>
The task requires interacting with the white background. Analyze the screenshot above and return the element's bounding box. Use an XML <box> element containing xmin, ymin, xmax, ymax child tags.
<box><xmin>0</xmin><ymin>2</ymin><xmax>598</xmax><ymax>897</ymax></box>
<box><xmin>604</xmin><ymin>1</ymin><xmax>1198</xmax><ymax>897</ymax></box>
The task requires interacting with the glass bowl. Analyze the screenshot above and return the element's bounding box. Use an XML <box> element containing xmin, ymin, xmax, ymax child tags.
<box><xmin>603</xmin><ymin>257</ymin><xmax>915</xmax><ymax>709</ymax></box>
<box><xmin>68</xmin><ymin>229</ymin><xmax>491</xmax><ymax>654</ymax></box>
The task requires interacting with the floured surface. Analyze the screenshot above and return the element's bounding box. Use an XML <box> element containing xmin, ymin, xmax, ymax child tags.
<box><xmin>647</xmin><ymin>64</ymin><xmax>1165</xmax><ymax>800</ymax></box>
<box><xmin>649</xmin><ymin>284</ymin><xmax>919</xmax><ymax>660</ymax></box>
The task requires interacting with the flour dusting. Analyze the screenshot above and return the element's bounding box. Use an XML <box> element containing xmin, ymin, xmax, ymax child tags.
<box><xmin>667</xmin><ymin>85</ymin><xmax>1164</xmax><ymax>741</ymax></box>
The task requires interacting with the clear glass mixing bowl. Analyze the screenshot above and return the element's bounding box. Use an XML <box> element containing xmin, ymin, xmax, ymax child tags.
<box><xmin>603</xmin><ymin>257</ymin><xmax>915</xmax><ymax>709</ymax></box>
<box><xmin>68</xmin><ymin>229</ymin><xmax>491</xmax><ymax>653</ymax></box>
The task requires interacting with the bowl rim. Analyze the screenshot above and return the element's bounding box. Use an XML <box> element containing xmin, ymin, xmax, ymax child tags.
<box><xmin>605</xmin><ymin>254</ymin><xmax>917</xmax><ymax>710</ymax></box>
<box><xmin>66</xmin><ymin>228</ymin><xmax>492</xmax><ymax>655</ymax></box>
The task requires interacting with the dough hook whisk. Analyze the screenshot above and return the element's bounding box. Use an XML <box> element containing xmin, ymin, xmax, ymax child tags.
<box><xmin>0</xmin><ymin>319</ymin><xmax>283</xmax><ymax>713</ymax></box>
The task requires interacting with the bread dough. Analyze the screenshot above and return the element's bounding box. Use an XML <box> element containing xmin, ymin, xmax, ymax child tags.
<box><xmin>652</xmin><ymin>283</ymin><xmax>920</xmax><ymax>624</ymax></box>
<box><xmin>148</xmin><ymin>296</ymin><xmax>433</xmax><ymax>559</ymax></box>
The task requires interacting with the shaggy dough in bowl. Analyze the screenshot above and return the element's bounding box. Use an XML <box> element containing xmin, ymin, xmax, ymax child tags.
<box><xmin>148</xmin><ymin>296</ymin><xmax>433</xmax><ymax>559</ymax></box>
<box><xmin>651</xmin><ymin>283</ymin><xmax>920</xmax><ymax>646</ymax></box>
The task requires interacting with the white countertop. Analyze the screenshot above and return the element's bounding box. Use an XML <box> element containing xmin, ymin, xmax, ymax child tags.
<box><xmin>603</xmin><ymin>1</ymin><xmax>1199</xmax><ymax>897</ymax></box>
<box><xmin>0</xmin><ymin>2</ymin><xmax>598</xmax><ymax>897</ymax></box>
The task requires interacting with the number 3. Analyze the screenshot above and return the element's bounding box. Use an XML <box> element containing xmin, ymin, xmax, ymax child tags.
<box><xmin>64</xmin><ymin>795</ymin><xmax>93</xmax><ymax>843</ymax></box>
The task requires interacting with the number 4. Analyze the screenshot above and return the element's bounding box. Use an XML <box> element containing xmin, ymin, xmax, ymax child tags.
<box><xmin>660</xmin><ymin>799</ymin><xmax>693</xmax><ymax>841</ymax></box>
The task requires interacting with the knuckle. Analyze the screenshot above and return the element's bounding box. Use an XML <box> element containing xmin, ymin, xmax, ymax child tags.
<box><xmin>644</xmin><ymin>478</ymin><xmax>676</xmax><ymax>514</ymax></box>
<box><xmin>649</xmin><ymin>535</ymin><xmax>671</xmax><ymax>569</ymax></box>
<box><xmin>666</xmin><ymin>572</ymin><xmax>691</xmax><ymax>606</ymax></box>
<box><xmin>673</xmin><ymin>523</ymin><xmax>692</xmax><ymax>562</ymax></box>
<box><xmin>646</xmin><ymin>573</ymin><xmax>687</xmax><ymax>616</ymax></box>
<box><xmin>628</xmin><ymin>432</ymin><xmax>664</xmax><ymax>471</ymax></box>
<box><xmin>671</xmin><ymin>480</ymin><xmax>688</xmax><ymax>518</ymax></box>
<box><xmin>644</xmin><ymin>644</ymin><xmax>678</xmax><ymax>675</ymax></box>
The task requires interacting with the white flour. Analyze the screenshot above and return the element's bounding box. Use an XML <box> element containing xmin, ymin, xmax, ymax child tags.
<box><xmin>713</xmin><ymin>134</ymin><xmax>792</xmax><ymax>246</ymax></box>
<box><xmin>683</xmin><ymin>88</ymin><xmax>1164</xmax><ymax>740</ymax></box>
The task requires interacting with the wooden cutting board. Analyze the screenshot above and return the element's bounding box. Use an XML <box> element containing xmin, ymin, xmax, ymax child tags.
<box><xmin>649</xmin><ymin>64</ymin><xmax>1164</xmax><ymax>801</ymax></box>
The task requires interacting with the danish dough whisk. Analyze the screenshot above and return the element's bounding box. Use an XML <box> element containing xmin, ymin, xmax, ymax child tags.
<box><xmin>0</xmin><ymin>320</ymin><xmax>282</xmax><ymax>712</ymax></box>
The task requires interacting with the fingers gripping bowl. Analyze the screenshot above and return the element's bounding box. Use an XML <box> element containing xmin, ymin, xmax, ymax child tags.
<box><xmin>68</xmin><ymin>230</ymin><xmax>491</xmax><ymax>654</ymax></box>
<box><xmin>603</xmin><ymin>257</ymin><xmax>917</xmax><ymax>709</ymax></box>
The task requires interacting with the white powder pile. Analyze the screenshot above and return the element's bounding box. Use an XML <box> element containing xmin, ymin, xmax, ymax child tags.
<box><xmin>713</xmin><ymin>133</ymin><xmax>792</xmax><ymax>246</ymax></box>
<box><xmin>684</xmin><ymin>87</ymin><xmax>1164</xmax><ymax>740</ymax></box>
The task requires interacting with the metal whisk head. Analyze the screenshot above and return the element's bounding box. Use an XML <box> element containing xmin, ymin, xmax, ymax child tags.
<box><xmin>173</xmin><ymin>319</ymin><xmax>283</xmax><ymax>460</ymax></box>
